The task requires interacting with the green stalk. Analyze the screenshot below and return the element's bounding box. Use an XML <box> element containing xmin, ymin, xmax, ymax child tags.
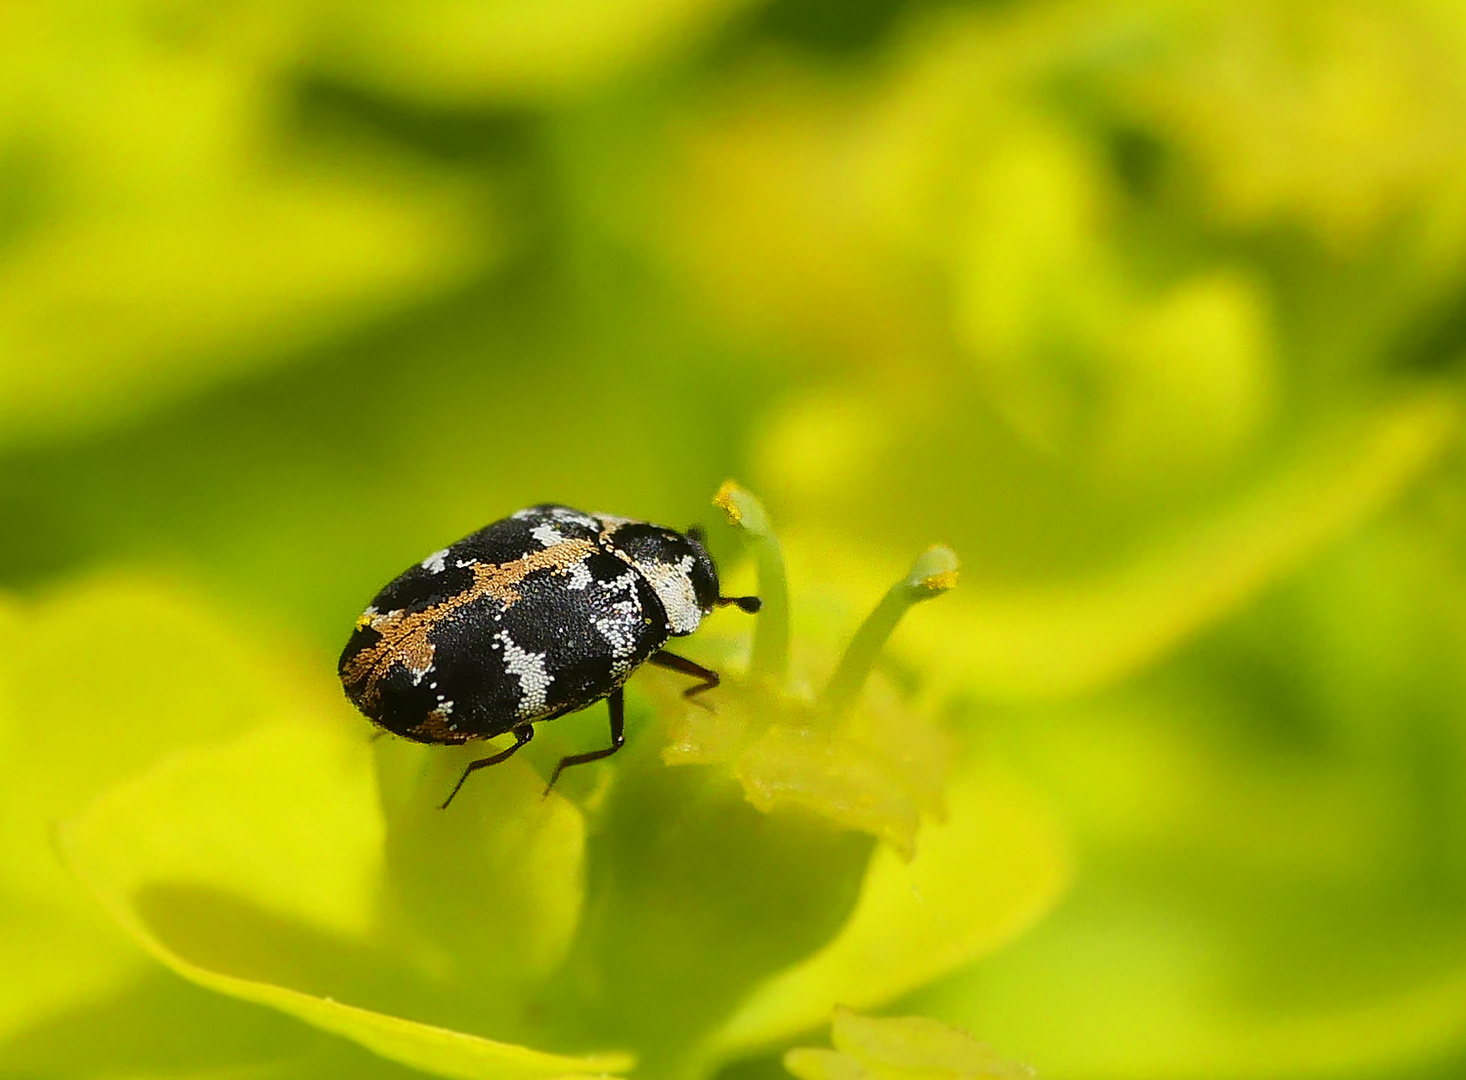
<box><xmin>714</xmin><ymin>481</ymin><xmax>790</xmax><ymax>686</ymax></box>
<box><xmin>821</xmin><ymin>544</ymin><xmax>959</xmax><ymax>717</ymax></box>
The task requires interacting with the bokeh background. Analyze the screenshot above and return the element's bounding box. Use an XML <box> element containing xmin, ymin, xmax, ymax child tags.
<box><xmin>5</xmin><ymin>1</ymin><xmax>1466</xmax><ymax>1079</ymax></box>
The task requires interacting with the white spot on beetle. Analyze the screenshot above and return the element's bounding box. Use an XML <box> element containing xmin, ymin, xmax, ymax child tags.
<box><xmin>421</xmin><ymin>549</ymin><xmax>449</xmax><ymax>574</ymax></box>
<box><xmin>592</xmin><ymin>568</ymin><xmax>644</xmax><ymax>658</ymax></box>
<box><xmin>530</xmin><ymin>523</ymin><xmax>565</xmax><ymax>548</ymax></box>
<box><xmin>564</xmin><ymin>560</ymin><xmax>593</xmax><ymax>590</ymax></box>
<box><xmin>546</xmin><ymin>507</ymin><xmax>600</xmax><ymax>529</ymax></box>
<box><xmin>497</xmin><ymin>629</ymin><xmax>552</xmax><ymax>718</ymax></box>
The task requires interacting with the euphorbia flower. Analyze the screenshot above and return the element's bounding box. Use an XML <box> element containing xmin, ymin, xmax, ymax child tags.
<box><xmin>43</xmin><ymin>486</ymin><xmax>1067</xmax><ymax>1080</ymax></box>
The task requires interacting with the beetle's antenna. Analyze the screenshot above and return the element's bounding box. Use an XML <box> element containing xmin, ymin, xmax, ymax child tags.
<box><xmin>718</xmin><ymin>595</ymin><xmax>762</xmax><ymax>614</ymax></box>
<box><xmin>687</xmin><ymin>525</ymin><xmax>708</xmax><ymax>547</ymax></box>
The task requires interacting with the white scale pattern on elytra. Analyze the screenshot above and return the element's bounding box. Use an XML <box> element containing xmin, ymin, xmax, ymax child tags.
<box><xmin>592</xmin><ymin>568</ymin><xmax>644</xmax><ymax>671</ymax></box>
<box><xmin>530</xmin><ymin>523</ymin><xmax>565</xmax><ymax>548</ymax></box>
<box><xmin>421</xmin><ymin>549</ymin><xmax>448</xmax><ymax>574</ymax></box>
<box><xmin>634</xmin><ymin>553</ymin><xmax>702</xmax><ymax>635</ymax></box>
<box><xmin>496</xmin><ymin>629</ymin><xmax>553</xmax><ymax>718</ymax></box>
<box><xmin>547</xmin><ymin>507</ymin><xmax>601</xmax><ymax>530</ymax></box>
<box><xmin>564</xmin><ymin>560</ymin><xmax>593</xmax><ymax>590</ymax></box>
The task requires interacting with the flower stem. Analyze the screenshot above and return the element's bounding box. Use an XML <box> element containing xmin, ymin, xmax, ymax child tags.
<box><xmin>714</xmin><ymin>480</ymin><xmax>790</xmax><ymax>686</ymax></box>
<box><xmin>821</xmin><ymin>544</ymin><xmax>959</xmax><ymax>717</ymax></box>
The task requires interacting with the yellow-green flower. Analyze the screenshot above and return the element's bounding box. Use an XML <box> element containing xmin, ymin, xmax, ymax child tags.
<box><xmin>4</xmin><ymin>487</ymin><xmax>1066</xmax><ymax>1080</ymax></box>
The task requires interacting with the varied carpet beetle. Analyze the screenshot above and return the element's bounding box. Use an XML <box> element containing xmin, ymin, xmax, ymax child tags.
<box><xmin>339</xmin><ymin>504</ymin><xmax>759</xmax><ymax>806</ymax></box>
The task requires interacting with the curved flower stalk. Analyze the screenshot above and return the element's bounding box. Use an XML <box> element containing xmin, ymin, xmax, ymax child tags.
<box><xmin>46</xmin><ymin>487</ymin><xmax>1069</xmax><ymax>1080</ymax></box>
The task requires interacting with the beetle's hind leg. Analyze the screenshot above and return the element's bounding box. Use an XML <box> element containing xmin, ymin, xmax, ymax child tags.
<box><xmin>648</xmin><ymin>650</ymin><xmax>720</xmax><ymax>711</ymax></box>
<box><xmin>545</xmin><ymin>686</ymin><xmax>626</xmax><ymax>795</ymax></box>
<box><xmin>440</xmin><ymin>724</ymin><xmax>534</xmax><ymax>809</ymax></box>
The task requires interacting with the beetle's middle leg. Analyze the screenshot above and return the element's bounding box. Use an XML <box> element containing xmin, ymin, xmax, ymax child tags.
<box><xmin>545</xmin><ymin>686</ymin><xmax>627</xmax><ymax>794</ymax></box>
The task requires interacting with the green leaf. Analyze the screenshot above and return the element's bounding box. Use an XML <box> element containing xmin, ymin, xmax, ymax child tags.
<box><xmin>0</xmin><ymin>7</ymin><xmax>490</xmax><ymax>450</ymax></box>
<box><xmin>309</xmin><ymin>0</ymin><xmax>761</xmax><ymax>104</ymax></box>
<box><xmin>0</xmin><ymin>575</ymin><xmax>333</xmax><ymax>1044</ymax></box>
<box><xmin>374</xmin><ymin>735</ymin><xmax>588</xmax><ymax>996</ymax></box>
<box><xmin>787</xmin><ymin>390</ymin><xmax>1461</xmax><ymax>702</ymax></box>
<box><xmin>908</xmin><ymin>512</ymin><xmax>1466</xmax><ymax>1077</ymax></box>
<box><xmin>536</xmin><ymin>720</ymin><xmax>876</xmax><ymax>1080</ymax></box>
<box><xmin>62</xmin><ymin>719</ymin><xmax>629</xmax><ymax>1080</ymax></box>
<box><xmin>706</xmin><ymin>758</ymin><xmax>1071</xmax><ymax>1059</ymax></box>
<box><xmin>785</xmin><ymin>1008</ymin><xmax>1033</xmax><ymax>1080</ymax></box>
<box><xmin>0</xmin><ymin>164</ymin><xmax>488</xmax><ymax>450</ymax></box>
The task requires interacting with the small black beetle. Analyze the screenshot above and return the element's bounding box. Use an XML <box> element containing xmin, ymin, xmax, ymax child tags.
<box><xmin>340</xmin><ymin>504</ymin><xmax>759</xmax><ymax>806</ymax></box>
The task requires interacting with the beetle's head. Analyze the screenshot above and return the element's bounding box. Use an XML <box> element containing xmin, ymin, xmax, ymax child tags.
<box><xmin>685</xmin><ymin>526</ymin><xmax>761</xmax><ymax>618</ymax></box>
<box><xmin>681</xmin><ymin>526</ymin><xmax>722</xmax><ymax>615</ymax></box>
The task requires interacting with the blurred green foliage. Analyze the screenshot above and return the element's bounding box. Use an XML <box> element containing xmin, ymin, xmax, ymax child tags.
<box><xmin>4</xmin><ymin>1</ymin><xmax>1466</xmax><ymax>1079</ymax></box>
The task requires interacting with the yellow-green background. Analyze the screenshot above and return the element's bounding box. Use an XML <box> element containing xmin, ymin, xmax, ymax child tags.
<box><xmin>4</xmin><ymin>1</ymin><xmax>1466</xmax><ymax>1079</ymax></box>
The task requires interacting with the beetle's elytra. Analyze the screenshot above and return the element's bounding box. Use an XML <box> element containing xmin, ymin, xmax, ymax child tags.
<box><xmin>339</xmin><ymin>504</ymin><xmax>759</xmax><ymax>806</ymax></box>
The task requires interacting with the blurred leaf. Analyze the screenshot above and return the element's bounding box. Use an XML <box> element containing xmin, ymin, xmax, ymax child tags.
<box><xmin>906</xmin><ymin>501</ymin><xmax>1466</xmax><ymax>1078</ymax></box>
<box><xmin>0</xmin><ymin>164</ymin><xmax>488</xmax><ymax>450</ymax></box>
<box><xmin>0</xmin><ymin>968</ymin><xmax>328</xmax><ymax>1080</ymax></box>
<box><xmin>374</xmin><ymin>737</ymin><xmax>588</xmax><ymax>998</ymax></box>
<box><xmin>785</xmin><ymin>1007</ymin><xmax>1033</xmax><ymax>1080</ymax></box>
<box><xmin>916</xmin><ymin>869</ymin><xmax>1466</xmax><ymax>1080</ymax></box>
<box><xmin>1093</xmin><ymin>272</ymin><xmax>1275</xmax><ymax>487</ymax></box>
<box><xmin>310</xmin><ymin>0</ymin><xmax>760</xmax><ymax>104</ymax></box>
<box><xmin>707</xmin><ymin>757</ymin><xmax>1070</xmax><ymax>1060</ymax></box>
<box><xmin>782</xmin><ymin>389</ymin><xmax>1460</xmax><ymax>702</ymax></box>
<box><xmin>1122</xmin><ymin>0</ymin><xmax>1466</xmax><ymax>249</ymax></box>
<box><xmin>537</xmin><ymin>720</ymin><xmax>876</xmax><ymax>1080</ymax></box>
<box><xmin>0</xmin><ymin>575</ymin><xmax>330</xmax><ymax>1044</ymax></box>
<box><xmin>62</xmin><ymin>719</ymin><xmax>627</xmax><ymax>1080</ymax></box>
<box><xmin>0</xmin><ymin>3</ymin><xmax>492</xmax><ymax>450</ymax></box>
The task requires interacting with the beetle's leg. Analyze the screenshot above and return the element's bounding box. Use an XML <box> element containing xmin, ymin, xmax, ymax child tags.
<box><xmin>545</xmin><ymin>687</ymin><xmax>626</xmax><ymax>794</ymax></box>
<box><xmin>440</xmin><ymin>724</ymin><xmax>534</xmax><ymax>809</ymax></box>
<box><xmin>648</xmin><ymin>650</ymin><xmax>720</xmax><ymax>710</ymax></box>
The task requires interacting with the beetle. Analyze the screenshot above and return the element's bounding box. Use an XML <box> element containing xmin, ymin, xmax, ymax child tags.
<box><xmin>339</xmin><ymin>504</ymin><xmax>759</xmax><ymax>807</ymax></box>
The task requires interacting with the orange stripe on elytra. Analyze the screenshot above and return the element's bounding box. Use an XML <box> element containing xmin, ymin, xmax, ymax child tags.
<box><xmin>342</xmin><ymin>538</ymin><xmax>597</xmax><ymax>710</ymax></box>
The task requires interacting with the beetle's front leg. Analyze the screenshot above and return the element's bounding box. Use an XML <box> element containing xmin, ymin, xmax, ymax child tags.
<box><xmin>647</xmin><ymin>650</ymin><xmax>719</xmax><ymax>711</ymax></box>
